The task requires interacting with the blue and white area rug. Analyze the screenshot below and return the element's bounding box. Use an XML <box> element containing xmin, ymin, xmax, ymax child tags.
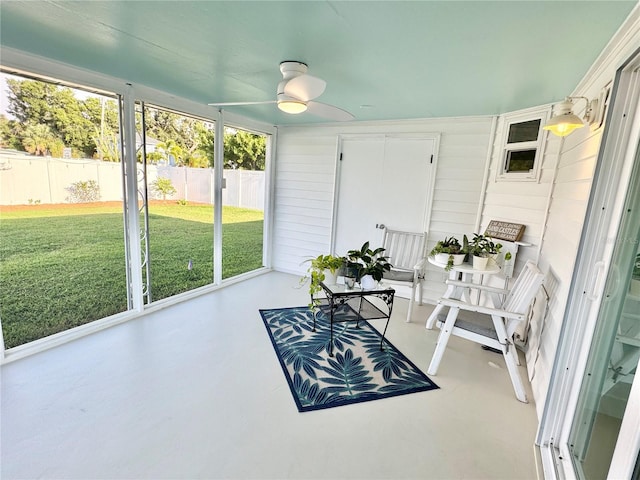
<box><xmin>260</xmin><ymin>306</ymin><xmax>439</xmax><ymax>412</ymax></box>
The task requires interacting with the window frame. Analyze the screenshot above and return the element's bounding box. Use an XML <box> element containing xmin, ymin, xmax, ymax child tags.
<box><xmin>496</xmin><ymin>109</ymin><xmax>549</xmax><ymax>182</ymax></box>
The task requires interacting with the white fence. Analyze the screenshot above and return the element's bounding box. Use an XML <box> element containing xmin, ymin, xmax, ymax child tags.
<box><xmin>0</xmin><ymin>152</ymin><xmax>265</xmax><ymax>210</ymax></box>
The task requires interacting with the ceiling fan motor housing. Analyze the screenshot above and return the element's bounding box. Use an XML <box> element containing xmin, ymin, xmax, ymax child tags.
<box><xmin>279</xmin><ymin>61</ymin><xmax>308</xmax><ymax>79</ymax></box>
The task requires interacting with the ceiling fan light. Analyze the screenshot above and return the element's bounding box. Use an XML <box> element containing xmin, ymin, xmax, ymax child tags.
<box><xmin>543</xmin><ymin>113</ymin><xmax>585</xmax><ymax>137</ymax></box>
<box><xmin>278</xmin><ymin>100</ymin><xmax>307</xmax><ymax>114</ymax></box>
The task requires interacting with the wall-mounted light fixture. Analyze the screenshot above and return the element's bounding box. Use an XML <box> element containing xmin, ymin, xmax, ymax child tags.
<box><xmin>543</xmin><ymin>96</ymin><xmax>599</xmax><ymax>137</ymax></box>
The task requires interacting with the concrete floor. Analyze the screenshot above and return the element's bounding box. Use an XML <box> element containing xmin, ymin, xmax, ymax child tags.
<box><xmin>1</xmin><ymin>271</ymin><xmax>540</xmax><ymax>479</ymax></box>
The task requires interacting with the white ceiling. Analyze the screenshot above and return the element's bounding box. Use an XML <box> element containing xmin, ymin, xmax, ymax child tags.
<box><xmin>0</xmin><ymin>1</ymin><xmax>636</xmax><ymax>125</ymax></box>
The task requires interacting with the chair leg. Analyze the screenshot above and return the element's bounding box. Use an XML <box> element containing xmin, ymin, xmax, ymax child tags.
<box><xmin>427</xmin><ymin>307</ymin><xmax>459</xmax><ymax>375</ymax></box>
<box><xmin>502</xmin><ymin>345</ymin><xmax>528</xmax><ymax>403</ymax></box>
<box><xmin>417</xmin><ymin>280</ymin><xmax>423</xmax><ymax>306</ymax></box>
<box><xmin>406</xmin><ymin>284</ymin><xmax>417</xmax><ymax>322</ymax></box>
<box><xmin>491</xmin><ymin>315</ymin><xmax>528</xmax><ymax>402</ymax></box>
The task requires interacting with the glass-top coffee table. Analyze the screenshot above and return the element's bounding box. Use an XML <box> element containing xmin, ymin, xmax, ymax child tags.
<box><xmin>313</xmin><ymin>282</ymin><xmax>395</xmax><ymax>356</ymax></box>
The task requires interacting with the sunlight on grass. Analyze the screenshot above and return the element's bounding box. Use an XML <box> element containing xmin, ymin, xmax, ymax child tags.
<box><xmin>0</xmin><ymin>202</ymin><xmax>263</xmax><ymax>348</ymax></box>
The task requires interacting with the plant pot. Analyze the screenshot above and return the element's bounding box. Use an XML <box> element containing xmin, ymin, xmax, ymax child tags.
<box><xmin>344</xmin><ymin>276</ymin><xmax>356</xmax><ymax>289</ymax></box>
<box><xmin>435</xmin><ymin>253</ymin><xmax>450</xmax><ymax>265</ymax></box>
<box><xmin>451</xmin><ymin>254</ymin><xmax>465</xmax><ymax>266</ymax></box>
<box><xmin>473</xmin><ymin>255</ymin><xmax>489</xmax><ymax>270</ymax></box>
<box><xmin>323</xmin><ymin>269</ymin><xmax>338</xmax><ymax>286</ymax></box>
<box><xmin>360</xmin><ymin>274</ymin><xmax>376</xmax><ymax>290</ymax></box>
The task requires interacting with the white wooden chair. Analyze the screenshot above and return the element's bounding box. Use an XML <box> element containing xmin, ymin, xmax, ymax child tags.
<box><xmin>379</xmin><ymin>227</ymin><xmax>427</xmax><ymax>323</ymax></box>
<box><xmin>427</xmin><ymin>260</ymin><xmax>544</xmax><ymax>402</ymax></box>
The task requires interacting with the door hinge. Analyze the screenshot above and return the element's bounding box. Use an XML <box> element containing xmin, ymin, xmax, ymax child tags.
<box><xmin>340</xmin><ymin>152</ymin><xmax>343</xmax><ymax>161</ymax></box>
<box><xmin>430</xmin><ymin>154</ymin><xmax>433</xmax><ymax>164</ymax></box>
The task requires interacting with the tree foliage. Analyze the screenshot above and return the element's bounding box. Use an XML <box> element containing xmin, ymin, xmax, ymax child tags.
<box><xmin>224</xmin><ymin>129</ymin><xmax>266</xmax><ymax>170</ymax></box>
<box><xmin>150</xmin><ymin>177</ymin><xmax>177</xmax><ymax>200</ymax></box>
<box><xmin>2</xmin><ymin>76</ymin><xmax>267</xmax><ymax>170</ymax></box>
<box><xmin>6</xmin><ymin>78</ymin><xmax>119</xmax><ymax>158</ymax></box>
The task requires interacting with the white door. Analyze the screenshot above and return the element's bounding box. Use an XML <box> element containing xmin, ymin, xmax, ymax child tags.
<box><xmin>333</xmin><ymin>134</ymin><xmax>435</xmax><ymax>256</ymax></box>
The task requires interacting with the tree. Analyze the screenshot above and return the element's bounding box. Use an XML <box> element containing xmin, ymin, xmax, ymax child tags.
<box><xmin>156</xmin><ymin>139</ymin><xmax>184</xmax><ymax>166</ymax></box>
<box><xmin>223</xmin><ymin>129</ymin><xmax>266</xmax><ymax>170</ymax></box>
<box><xmin>5</xmin><ymin>78</ymin><xmax>118</xmax><ymax>158</ymax></box>
<box><xmin>0</xmin><ymin>115</ymin><xmax>23</xmax><ymax>150</ymax></box>
<box><xmin>196</xmin><ymin>127</ymin><xmax>215</xmax><ymax>168</ymax></box>
<box><xmin>92</xmin><ymin>127</ymin><xmax>120</xmax><ymax>162</ymax></box>
<box><xmin>150</xmin><ymin>177</ymin><xmax>177</xmax><ymax>200</ymax></box>
<box><xmin>22</xmin><ymin>123</ymin><xmax>59</xmax><ymax>156</ymax></box>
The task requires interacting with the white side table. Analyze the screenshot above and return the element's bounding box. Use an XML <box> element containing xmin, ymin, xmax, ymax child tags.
<box><xmin>425</xmin><ymin>257</ymin><xmax>501</xmax><ymax>329</ymax></box>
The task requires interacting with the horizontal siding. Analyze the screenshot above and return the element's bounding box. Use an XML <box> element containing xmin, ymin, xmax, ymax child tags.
<box><xmin>272</xmin><ymin>117</ymin><xmax>494</xmax><ymax>304</ymax></box>
<box><xmin>273</xmin><ymin>133</ymin><xmax>338</xmax><ymax>274</ymax></box>
<box><xmin>529</xmin><ymin>126</ymin><xmax>602</xmax><ymax>417</ymax></box>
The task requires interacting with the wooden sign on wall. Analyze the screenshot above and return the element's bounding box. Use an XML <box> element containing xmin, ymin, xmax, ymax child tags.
<box><xmin>485</xmin><ymin>220</ymin><xmax>526</xmax><ymax>242</ymax></box>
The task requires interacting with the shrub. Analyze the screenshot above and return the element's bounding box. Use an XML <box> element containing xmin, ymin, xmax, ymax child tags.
<box><xmin>150</xmin><ymin>177</ymin><xmax>177</xmax><ymax>200</ymax></box>
<box><xmin>66</xmin><ymin>180</ymin><xmax>100</xmax><ymax>203</ymax></box>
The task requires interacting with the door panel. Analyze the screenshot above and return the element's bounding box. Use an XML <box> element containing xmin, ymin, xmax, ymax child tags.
<box><xmin>334</xmin><ymin>135</ymin><xmax>434</xmax><ymax>256</ymax></box>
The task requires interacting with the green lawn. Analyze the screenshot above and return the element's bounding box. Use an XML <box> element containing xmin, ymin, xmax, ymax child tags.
<box><xmin>0</xmin><ymin>203</ymin><xmax>263</xmax><ymax>348</ymax></box>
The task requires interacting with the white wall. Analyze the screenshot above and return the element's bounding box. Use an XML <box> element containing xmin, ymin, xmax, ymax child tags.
<box><xmin>527</xmin><ymin>10</ymin><xmax>640</xmax><ymax>418</ymax></box>
<box><xmin>271</xmin><ymin>7</ymin><xmax>640</xmax><ymax>419</ymax></box>
<box><xmin>272</xmin><ymin>117</ymin><xmax>494</xmax><ymax>302</ymax></box>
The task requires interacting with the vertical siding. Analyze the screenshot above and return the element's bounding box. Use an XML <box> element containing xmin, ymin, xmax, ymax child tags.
<box><xmin>272</xmin><ymin>117</ymin><xmax>494</xmax><ymax>304</ymax></box>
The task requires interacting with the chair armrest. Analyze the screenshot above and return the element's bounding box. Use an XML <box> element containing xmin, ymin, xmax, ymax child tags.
<box><xmin>437</xmin><ymin>298</ymin><xmax>526</xmax><ymax>321</ymax></box>
<box><xmin>444</xmin><ymin>280</ymin><xmax>509</xmax><ymax>296</ymax></box>
<box><xmin>413</xmin><ymin>257</ymin><xmax>427</xmax><ymax>271</ymax></box>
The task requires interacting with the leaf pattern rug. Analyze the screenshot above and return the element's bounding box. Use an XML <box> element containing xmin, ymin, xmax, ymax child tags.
<box><xmin>260</xmin><ymin>306</ymin><xmax>439</xmax><ymax>412</ymax></box>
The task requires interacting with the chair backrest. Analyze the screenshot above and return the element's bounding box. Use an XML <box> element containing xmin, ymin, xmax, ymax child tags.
<box><xmin>382</xmin><ymin>228</ymin><xmax>427</xmax><ymax>271</ymax></box>
<box><xmin>502</xmin><ymin>260</ymin><xmax>545</xmax><ymax>314</ymax></box>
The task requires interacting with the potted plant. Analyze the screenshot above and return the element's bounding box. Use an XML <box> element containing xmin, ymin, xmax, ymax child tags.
<box><xmin>467</xmin><ymin>233</ymin><xmax>502</xmax><ymax>270</ymax></box>
<box><xmin>429</xmin><ymin>236</ymin><xmax>464</xmax><ymax>271</ymax></box>
<box><xmin>346</xmin><ymin>241</ymin><xmax>392</xmax><ymax>289</ymax></box>
<box><xmin>300</xmin><ymin>254</ymin><xmax>345</xmax><ymax>301</ymax></box>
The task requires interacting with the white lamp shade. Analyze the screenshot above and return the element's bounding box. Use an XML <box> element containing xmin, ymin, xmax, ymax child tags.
<box><xmin>543</xmin><ymin>112</ymin><xmax>585</xmax><ymax>137</ymax></box>
<box><xmin>277</xmin><ymin>100</ymin><xmax>307</xmax><ymax>114</ymax></box>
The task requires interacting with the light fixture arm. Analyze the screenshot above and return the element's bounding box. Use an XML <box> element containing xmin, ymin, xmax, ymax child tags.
<box><xmin>562</xmin><ymin>96</ymin><xmax>598</xmax><ymax>124</ymax></box>
<box><xmin>544</xmin><ymin>95</ymin><xmax>600</xmax><ymax>137</ymax></box>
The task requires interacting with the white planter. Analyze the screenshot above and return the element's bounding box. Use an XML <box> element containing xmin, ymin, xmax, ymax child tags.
<box><xmin>434</xmin><ymin>253</ymin><xmax>450</xmax><ymax>265</ymax></box>
<box><xmin>360</xmin><ymin>274</ymin><xmax>376</xmax><ymax>290</ymax></box>
<box><xmin>473</xmin><ymin>255</ymin><xmax>489</xmax><ymax>270</ymax></box>
<box><xmin>323</xmin><ymin>269</ymin><xmax>338</xmax><ymax>286</ymax></box>
<box><xmin>451</xmin><ymin>254</ymin><xmax>465</xmax><ymax>266</ymax></box>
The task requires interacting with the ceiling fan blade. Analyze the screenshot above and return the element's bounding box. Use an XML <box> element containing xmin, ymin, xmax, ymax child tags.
<box><xmin>306</xmin><ymin>101</ymin><xmax>354</xmax><ymax>121</ymax></box>
<box><xmin>284</xmin><ymin>74</ymin><xmax>326</xmax><ymax>102</ymax></box>
<box><xmin>208</xmin><ymin>100</ymin><xmax>275</xmax><ymax>107</ymax></box>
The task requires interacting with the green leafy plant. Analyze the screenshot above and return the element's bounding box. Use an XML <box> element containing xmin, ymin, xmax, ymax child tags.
<box><xmin>66</xmin><ymin>179</ymin><xmax>100</xmax><ymax>203</ymax></box>
<box><xmin>468</xmin><ymin>233</ymin><xmax>502</xmax><ymax>258</ymax></box>
<box><xmin>429</xmin><ymin>236</ymin><xmax>462</xmax><ymax>271</ymax></box>
<box><xmin>346</xmin><ymin>241</ymin><xmax>392</xmax><ymax>282</ymax></box>
<box><xmin>150</xmin><ymin>177</ymin><xmax>177</xmax><ymax>200</ymax></box>
<box><xmin>300</xmin><ymin>254</ymin><xmax>345</xmax><ymax>305</ymax></box>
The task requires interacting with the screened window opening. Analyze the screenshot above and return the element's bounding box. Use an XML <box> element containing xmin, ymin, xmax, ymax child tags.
<box><xmin>0</xmin><ymin>70</ymin><xmax>128</xmax><ymax>348</ymax></box>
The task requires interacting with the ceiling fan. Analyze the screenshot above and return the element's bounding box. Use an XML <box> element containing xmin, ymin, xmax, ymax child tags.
<box><xmin>209</xmin><ymin>61</ymin><xmax>354</xmax><ymax>121</ymax></box>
